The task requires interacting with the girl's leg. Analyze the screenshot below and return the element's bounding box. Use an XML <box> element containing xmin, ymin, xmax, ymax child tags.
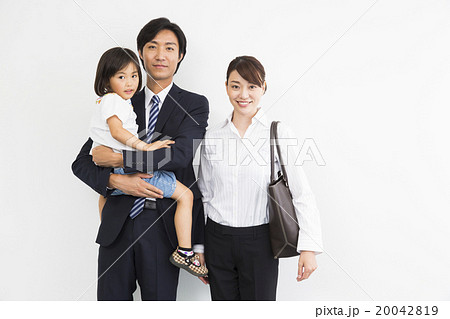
<box><xmin>99</xmin><ymin>195</ymin><xmax>107</xmax><ymax>220</ymax></box>
<box><xmin>170</xmin><ymin>180</ymin><xmax>193</xmax><ymax>249</ymax></box>
<box><xmin>168</xmin><ymin>179</ymin><xmax>208</xmax><ymax>277</ymax></box>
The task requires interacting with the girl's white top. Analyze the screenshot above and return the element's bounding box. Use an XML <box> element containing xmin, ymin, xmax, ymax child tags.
<box><xmin>89</xmin><ymin>93</ymin><xmax>139</xmax><ymax>153</ymax></box>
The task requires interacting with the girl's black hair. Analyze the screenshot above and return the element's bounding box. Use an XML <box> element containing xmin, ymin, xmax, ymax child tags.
<box><xmin>94</xmin><ymin>47</ymin><xmax>142</xmax><ymax>96</ymax></box>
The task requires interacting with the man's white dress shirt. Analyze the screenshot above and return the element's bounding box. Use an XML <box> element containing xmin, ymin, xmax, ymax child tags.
<box><xmin>144</xmin><ymin>82</ymin><xmax>173</xmax><ymax>128</ymax></box>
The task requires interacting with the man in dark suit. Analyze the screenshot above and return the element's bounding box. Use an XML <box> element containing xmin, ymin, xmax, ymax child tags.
<box><xmin>72</xmin><ymin>17</ymin><xmax>209</xmax><ymax>300</ymax></box>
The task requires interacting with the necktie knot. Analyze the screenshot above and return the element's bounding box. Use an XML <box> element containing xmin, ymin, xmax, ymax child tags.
<box><xmin>151</xmin><ymin>95</ymin><xmax>160</xmax><ymax>108</ymax></box>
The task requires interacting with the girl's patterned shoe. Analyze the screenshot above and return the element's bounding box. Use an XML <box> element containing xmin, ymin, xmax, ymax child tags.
<box><xmin>169</xmin><ymin>250</ymin><xmax>208</xmax><ymax>277</ymax></box>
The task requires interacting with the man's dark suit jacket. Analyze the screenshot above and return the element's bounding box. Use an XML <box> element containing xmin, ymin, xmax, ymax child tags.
<box><xmin>72</xmin><ymin>84</ymin><xmax>209</xmax><ymax>248</ymax></box>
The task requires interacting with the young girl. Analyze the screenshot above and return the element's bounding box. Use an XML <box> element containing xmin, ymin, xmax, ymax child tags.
<box><xmin>89</xmin><ymin>47</ymin><xmax>207</xmax><ymax>277</ymax></box>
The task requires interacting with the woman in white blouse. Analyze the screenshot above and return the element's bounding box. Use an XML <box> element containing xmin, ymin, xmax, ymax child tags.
<box><xmin>198</xmin><ymin>56</ymin><xmax>323</xmax><ymax>300</ymax></box>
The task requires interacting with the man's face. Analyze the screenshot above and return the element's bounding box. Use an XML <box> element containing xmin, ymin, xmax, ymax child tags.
<box><xmin>139</xmin><ymin>29</ymin><xmax>183</xmax><ymax>84</ymax></box>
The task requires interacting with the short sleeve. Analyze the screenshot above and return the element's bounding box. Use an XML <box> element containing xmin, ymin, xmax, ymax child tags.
<box><xmin>99</xmin><ymin>93</ymin><xmax>130</xmax><ymax>124</ymax></box>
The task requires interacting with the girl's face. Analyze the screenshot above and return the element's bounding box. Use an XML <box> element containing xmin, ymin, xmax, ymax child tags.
<box><xmin>226</xmin><ymin>70</ymin><xmax>265</xmax><ymax>118</ymax></box>
<box><xmin>109</xmin><ymin>63</ymin><xmax>139</xmax><ymax>100</ymax></box>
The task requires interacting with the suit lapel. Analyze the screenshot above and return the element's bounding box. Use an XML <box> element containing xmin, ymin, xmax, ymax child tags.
<box><xmin>131</xmin><ymin>89</ymin><xmax>146</xmax><ymax>138</ymax></box>
<box><xmin>155</xmin><ymin>84</ymin><xmax>183</xmax><ymax>133</ymax></box>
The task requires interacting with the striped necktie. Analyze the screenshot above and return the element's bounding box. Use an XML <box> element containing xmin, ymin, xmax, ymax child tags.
<box><xmin>129</xmin><ymin>94</ymin><xmax>160</xmax><ymax>219</ymax></box>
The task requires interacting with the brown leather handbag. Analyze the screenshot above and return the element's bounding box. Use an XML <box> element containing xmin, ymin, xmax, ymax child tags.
<box><xmin>268</xmin><ymin>121</ymin><xmax>300</xmax><ymax>259</ymax></box>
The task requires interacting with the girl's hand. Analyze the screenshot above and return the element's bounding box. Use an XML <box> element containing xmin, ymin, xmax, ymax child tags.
<box><xmin>144</xmin><ymin>140</ymin><xmax>175</xmax><ymax>151</ymax></box>
<box><xmin>297</xmin><ymin>251</ymin><xmax>317</xmax><ymax>282</ymax></box>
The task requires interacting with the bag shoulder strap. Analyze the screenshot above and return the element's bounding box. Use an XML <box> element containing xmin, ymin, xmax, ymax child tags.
<box><xmin>270</xmin><ymin>121</ymin><xmax>290</xmax><ymax>187</ymax></box>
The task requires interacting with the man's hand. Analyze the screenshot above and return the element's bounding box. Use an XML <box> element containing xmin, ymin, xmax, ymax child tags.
<box><xmin>92</xmin><ymin>145</ymin><xmax>123</xmax><ymax>168</ymax></box>
<box><xmin>297</xmin><ymin>251</ymin><xmax>318</xmax><ymax>282</ymax></box>
<box><xmin>109</xmin><ymin>173</ymin><xmax>163</xmax><ymax>198</ymax></box>
<box><xmin>196</xmin><ymin>253</ymin><xmax>209</xmax><ymax>285</ymax></box>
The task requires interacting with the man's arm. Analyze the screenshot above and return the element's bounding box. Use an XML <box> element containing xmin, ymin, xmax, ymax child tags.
<box><xmin>71</xmin><ymin>138</ymin><xmax>112</xmax><ymax>197</ymax></box>
<box><xmin>72</xmin><ymin>139</ymin><xmax>163</xmax><ymax>198</ymax></box>
<box><xmin>122</xmin><ymin>95</ymin><xmax>209</xmax><ymax>172</ymax></box>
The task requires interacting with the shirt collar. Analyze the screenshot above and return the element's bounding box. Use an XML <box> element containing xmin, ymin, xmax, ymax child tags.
<box><xmin>225</xmin><ymin>107</ymin><xmax>270</xmax><ymax>128</ymax></box>
<box><xmin>144</xmin><ymin>82</ymin><xmax>174</xmax><ymax>109</ymax></box>
<box><xmin>253</xmin><ymin>108</ymin><xmax>270</xmax><ymax>127</ymax></box>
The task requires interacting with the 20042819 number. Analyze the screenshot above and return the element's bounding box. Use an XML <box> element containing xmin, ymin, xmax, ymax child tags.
<box><xmin>375</xmin><ymin>306</ymin><xmax>438</xmax><ymax>316</ymax></box>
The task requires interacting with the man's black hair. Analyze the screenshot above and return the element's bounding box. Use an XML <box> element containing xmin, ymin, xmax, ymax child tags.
<box><xmin>137</xmin><ymin>17</ymin><xmax>187</xmax><ymax>74</ymax></box>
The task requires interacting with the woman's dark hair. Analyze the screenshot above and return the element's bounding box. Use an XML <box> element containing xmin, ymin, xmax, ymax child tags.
<box><xmin>94</xmin><ymin>47</ymin><xmax>142</xmax><ymax>96</ymax></box>
<box><xmin>226</xmin><ymin>56</ymin><xmax>267</xmax><ymax>91</ymax></box>
<box><xmin>136</xmin><ymin>17</ymin><xmax>187</xmax><ymax>74</ymax></box>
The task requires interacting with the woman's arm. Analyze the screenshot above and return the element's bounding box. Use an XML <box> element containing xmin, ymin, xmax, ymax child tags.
<box><xmin>107</xmin><ymin>115</ymin><xmax>174</xmax><ymax>151</ymax></box>
<box><xmin>197</xmin><ymin>141</ymin><xmax>213</xmax><ymax>217</ymax></box>
<box><xmin>276</xmin><ymin>123</ymin><xmax>323</xmax><ymax>281</ymax></box>
<box><xmin>277</xmin><ymin>123</ymin><xmax>324</xmax><ymax>254</ymax></box>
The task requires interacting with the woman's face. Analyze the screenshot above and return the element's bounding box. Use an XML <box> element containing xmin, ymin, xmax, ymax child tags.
<box><xmin>226</xmin><ymin>70</ymin><xmax>265</xmax><ymax>117</ymax></box>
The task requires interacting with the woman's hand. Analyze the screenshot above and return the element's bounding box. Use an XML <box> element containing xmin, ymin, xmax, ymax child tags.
<box><xmin>297</xmin><ymin>251</ymin><xmax>317</xmax><ymax>282</ymax></box>
<box><xmin>196</xmin><ymin>253</ymin><xmax>209</xmax><ymax>285</ymax></box>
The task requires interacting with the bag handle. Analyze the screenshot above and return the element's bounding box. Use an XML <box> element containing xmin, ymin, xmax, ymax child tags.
<box><xmin>270</xmin><ymin>121</ymin><xmax>290</xmax><ymax>187</ymax></box>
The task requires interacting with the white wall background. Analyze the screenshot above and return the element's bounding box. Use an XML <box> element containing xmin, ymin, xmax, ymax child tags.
<box><xmin>1</xmin><ymin>0</ymin><xmax>449</xmax><ymax>301</ymax></box>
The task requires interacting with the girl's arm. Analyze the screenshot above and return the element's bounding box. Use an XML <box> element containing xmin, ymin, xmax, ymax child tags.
<box><xmin>107</xmin><ymin>115</ymin><xmax>174</xmax><ymax>151</ymax></box>
<box><xmin>122</xmin><ymin>94</ymin><xmax>209</xmax><ymax>173</ymax></box>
